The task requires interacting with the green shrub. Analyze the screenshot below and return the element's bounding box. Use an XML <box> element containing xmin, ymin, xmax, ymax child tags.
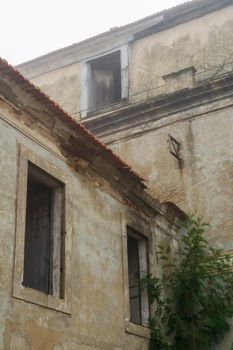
<box><xmin>144</xmin><ymin>215</ymin><xmax>233</xmax><ymax>350</ymax></box>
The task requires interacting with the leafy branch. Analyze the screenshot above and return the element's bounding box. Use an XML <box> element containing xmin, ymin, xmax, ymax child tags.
<box><xmin>144</xmin><ymin>214</ymin><xmax>233</xmax><ymax>350</ymax></box>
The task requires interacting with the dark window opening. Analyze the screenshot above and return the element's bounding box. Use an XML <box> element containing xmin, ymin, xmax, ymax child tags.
<box><xmin>23</xmin><ymin>163</ymin><xmax>64</xmax><ymax>296</ymax></box>
<box><xmin>127</xmin><ymin>226</ymin><xmax>149</xmax><ymax>326</ymax></box>
<box><xmin>89</xmin><ymin>51</ymin><xmax>121</xmax><ymax>110</ymax></box>
<box><xmin>127</xmin><ymin>234</ymin><xmax>142</xmax><ymax>324</ymax></box>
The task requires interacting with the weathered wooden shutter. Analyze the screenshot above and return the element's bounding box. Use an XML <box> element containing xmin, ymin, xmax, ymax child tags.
<box><xmin>93</xmin><ymin>68</ymin><xmax>114</xmax><ymax>108</ymax></box>
<box><xmin>23</xmin><ymin>185</ymin><xmax>52</xmax><ymax>294</ymax></box>
<box><xmin>90</xmin><ymin>51</ymin><xmax>121</xmax><ymax>109</ymax></box>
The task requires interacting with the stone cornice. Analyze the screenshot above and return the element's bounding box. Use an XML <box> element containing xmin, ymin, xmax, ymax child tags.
<box><xmin>134</xmin><ymin>0</ymin><xmax>233</xmax><ymax>41</ymax></box>
<box><xmin>83</xmin><ymin>72</ymin><xmax>233</xmax><ymax>143</ymax></box>
<box><xmin>17</xmin><ymin>0</ymin><xmax>233</xmax><ymax>79</ymax></box>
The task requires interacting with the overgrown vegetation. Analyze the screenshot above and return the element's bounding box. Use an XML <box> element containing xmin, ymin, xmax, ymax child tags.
<box><xmin>144</xmin><ymin>215</ymin><xmax>233</xmax><ymax>350</ymax></box>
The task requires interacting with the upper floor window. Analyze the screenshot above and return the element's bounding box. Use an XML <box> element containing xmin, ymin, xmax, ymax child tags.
<box><xmin>89</xmin><ymin>51</ymin><xmax>121</xmax><ymax>110</ymax></box>
<box><xmin>80</xmin><ymin>46</ymin><xmax>129</xmax><ymax>117</ymax></box>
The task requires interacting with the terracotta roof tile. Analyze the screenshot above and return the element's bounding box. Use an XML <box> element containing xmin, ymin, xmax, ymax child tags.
<box><xmin>0</xmin><ymin>58</ymin><xmax>146</xmax><ymax>188</ymax></box>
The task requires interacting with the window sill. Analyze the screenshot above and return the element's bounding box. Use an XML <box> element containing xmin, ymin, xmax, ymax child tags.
<box><xmin>13</xmin><ymin>284</ymin><xmax>71</xmax><ymax>314</ymax></box>
<box><xmin>85</xmin><ymin>98</ymin><xmax>129</xmax><ymax>118</ymax></box>
<box><xmin>125</xmin><ymin>320</ymin><xmax>150</xmax><ymax>339</ymax></box>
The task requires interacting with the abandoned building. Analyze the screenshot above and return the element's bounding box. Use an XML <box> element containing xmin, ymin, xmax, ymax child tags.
<box><xmin>0</xmin><ymin>58</ymin><xmax>184</xmax><ymax>349</ymax></box>
<box><xmin>1</xmin><ymin>0</ymin><xmax>233</xmax><ymax>348</ymax></box>
<box><xmin>18</xmin><ymin>0</ymin><xmax>233</xmax><ymax>252</ymax></box>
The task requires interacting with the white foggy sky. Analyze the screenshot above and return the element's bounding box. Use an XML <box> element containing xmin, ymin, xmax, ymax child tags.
<box><xmin>1</xmin><ymin>0</ymin><xmax>186</xmax><ymax>65</ymax></box>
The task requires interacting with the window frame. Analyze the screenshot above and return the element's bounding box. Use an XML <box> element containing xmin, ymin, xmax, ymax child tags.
<box><xmin>80</xmin><ymin>45</ymin><xmax>129</xmax><ymax>118</ymax></box>
<box><xmin>13</xmin><ymin>144</ymin><xmax>72</xmax><ymax>314</ymax></box>
<box><xmin>121</xmin><ymin>211</ymin><xmax>152</xmax><ymax>339</ymax></box>
<box><xmin>127</xmin><ymin>228</ymin><xmax>149</xmax><ymax>326</ymax></box>
<box><xmin>88</xmin><ymin>50</ymin><xmax>122</xmax><ymax>110</ymax></box>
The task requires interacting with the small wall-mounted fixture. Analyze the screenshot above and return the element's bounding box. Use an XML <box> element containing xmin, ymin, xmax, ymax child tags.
<box><xmin>168</xmin><ymin>134</ymin><xmax>183</xmax><ymax>167</ymax></box>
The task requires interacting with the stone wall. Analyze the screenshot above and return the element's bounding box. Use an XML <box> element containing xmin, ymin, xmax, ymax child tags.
<box><xmin>18</xmin><ymin>3</ymin><xmax>233</xmax><ymax>118</ymax></box>
<box><xmin>15</xmin><ymin>5</ymin><xmax>233</xmax><ymax>348</ymax></box>
<box><xmin>16</xmin><ymin>6</ymin><xmax>233</xmax><ymax>241</ymax></box>
<box><xmin>113</xmin><ymin>107</ymin><xmax>233</xmax><ymax>249</ymax></box>
<box><xmin>130</xmin><ymin>5</ymin><xmax>233</xmax><ymax>102</ymax></box>
<box><xmin>0</xmin><ymin>94</ymin><xmax>181</xmax><ymax>349</ymax></box>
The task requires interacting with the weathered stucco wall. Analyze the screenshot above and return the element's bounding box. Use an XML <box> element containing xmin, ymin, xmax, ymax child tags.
<box><xmin>111</xmin><ymin>107</ymin><xmax>233</xmax><ymax>250</ymax></box>
<box><xmin>130</xmin><ymin>5</ymin><xmax>233</xmax><ymax>101</ymax></box>
<box><xmin>0</xmin><ymin>114</ymin><xmax>123</xmax><ymax>349</ymax></box>
<box><xmin>19</xmin><ymin>4</ymin><xmax>233</xmax><ymax>118</ymax></box>
<box><xmin>106</xmin><ymin>104</ymin><xmax>233</xmax><ymax>350</ymax></box>
<box><xmin>32</xmin><ymin>62</ymin><xmax>81</xmax><ymax>118</ymax></box>
<box><xmin>12</xmin><ymin>4</ymin><xmax>233</xmax><ymax>349</ymax></box>
<box><xmin>0</xmin><ymin>94</ymin><xmax>182</xmax><ymax>349</ymax></box>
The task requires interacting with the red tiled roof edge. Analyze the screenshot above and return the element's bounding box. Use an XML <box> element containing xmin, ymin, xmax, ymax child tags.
<box><xmin>0</xmin><ymin>58</ymin><xmax>146</xmax><ymax>188</ymax></box>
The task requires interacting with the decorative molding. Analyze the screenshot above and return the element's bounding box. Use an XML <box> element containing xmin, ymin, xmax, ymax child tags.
<box><xmin>83</xmin><ymin>72</ymin><xmax>233</xmax><ymax>143</ymax></box>
<box><xmin>13</xmin><ymin>144</ymin><xmax>72</xmax><ymax>314</ymax></box>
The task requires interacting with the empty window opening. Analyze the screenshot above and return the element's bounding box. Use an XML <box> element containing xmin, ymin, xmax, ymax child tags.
<box><xmin>127</xmin><ymin>227</ymin><xmax>149</xmax><ymax>326</ymax></box>
<box><xmin>23</xmin><ymin>162</ymin><xmax>64</xmax><ymax>297</ymax></box>
<box><xmin>89</xmin><ymin>51</ymin><xmax>121</xmax><ymax>110</ymax></box>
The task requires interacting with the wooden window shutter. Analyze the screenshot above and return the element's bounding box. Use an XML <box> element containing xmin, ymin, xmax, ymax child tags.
<box><xmin>23</xmin><ymin>179</ymin><xmax>52</xmax><ymax>294</ymax></box>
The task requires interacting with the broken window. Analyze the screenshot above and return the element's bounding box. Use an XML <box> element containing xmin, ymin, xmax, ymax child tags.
<box><xmin>127</xmin><ymin>227</ymin><xmax>149</xmax><ymax>325</ymax></box>
<box><xmin>88</xmin><ymin>51</ymin><xmax>122</xmax><ymax>110</ymax></box>
<box><xmin>23</xmin><ymin>162</ymin><xmax>64</xmax><ymax>297</ymax></box>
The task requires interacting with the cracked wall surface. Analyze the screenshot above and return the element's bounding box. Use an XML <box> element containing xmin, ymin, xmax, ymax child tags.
<box><xmin>19</xmin><ymin>5</ymin><xmax>233</xmax><ymax>117</ymax></box>
<box><xmin>14</xmin><ymin>4</ymin><xmax>233</xmax><ymax>349</ymax></box>
<box><xmin>0</xmin><ymin>93</ymin><xmax>182</xmax><ymax>349</ymax></box>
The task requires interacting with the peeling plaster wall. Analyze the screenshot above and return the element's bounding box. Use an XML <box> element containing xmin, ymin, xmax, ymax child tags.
<box><xmin>32</xmin><ymin>62</ymin><xmax>81</xmax><ymax>118</ymax></box>
<box><xmin>19</xmin><ymin>5</ymin><xmax>233</xmax><ymax>116</ymax></box>
<box><xmin>105</xmin><ymin>105</ymin><xmax>233</xmax><ymax>350</ymax></box>
<box><xmin>115</xmin><ymin>123</ymin><xmax>188</xmax><ymax>208</ymax></box>
<box><xmin>0</xmin><ymin>99</ymin><xmax>181</xmax><ymax>349</ymax></box>
<box><xmin>130</xmin><ymin>5</ymin><xmax>233</xmax><ymax>101</ymax></box>
<box><xmin>17</xmin><ymin>8</ymin><xmax>233</xmax><ymax>243</ymax></box>
<box><xmin>17</xmin><ymin>4</ymin><xmax>233</xmax><ymax>253</ymax></box>
<box><xmin>187</xmin><ymin>109</ymin><xmax>233</xmax><ymax>248</ymax></box>
<box><xmin>0</xmin><ymin>114</ymin><xmax>124</xmax><ymax>350</ymax></box>
<box><xmin>114</xmin><ymin>107</ymin><xmax>233</xmax><ymax>250</ymax></box>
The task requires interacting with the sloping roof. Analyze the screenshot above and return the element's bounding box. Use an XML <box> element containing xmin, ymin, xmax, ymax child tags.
<box><xmin>17</xmin><ymin>0</ymin><xmax>233</xmax><ymax>77</ymax></box>
<box><xmin>0</xmin><ymin>58</ymin><xmax>146</xmax><ymax>188</ymax></box>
